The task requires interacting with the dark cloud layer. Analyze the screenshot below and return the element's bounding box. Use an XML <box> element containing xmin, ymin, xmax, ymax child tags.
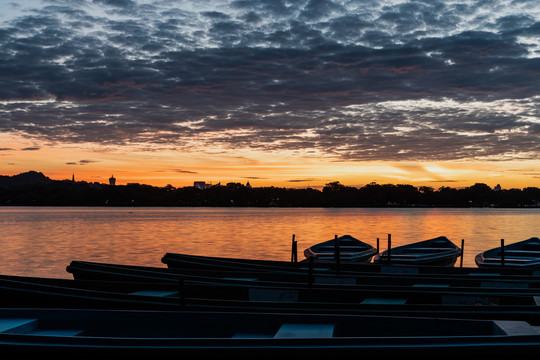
<box><xmin>0</xmin><ymin>0</ymin><xmax>539</xmax><ymax>161</ymax></box>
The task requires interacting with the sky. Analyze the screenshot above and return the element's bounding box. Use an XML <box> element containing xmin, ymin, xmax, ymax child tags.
<box><xmin>0</xmin><ymin>0</ymin><xmax>539</xmax><ymax>189</ymax></box>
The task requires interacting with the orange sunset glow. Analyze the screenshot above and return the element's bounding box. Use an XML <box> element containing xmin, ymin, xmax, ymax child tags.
<box><xmin>3</xmin><ymin>132</ymin><xmax>540</xmax><ymax>189</ymax></box>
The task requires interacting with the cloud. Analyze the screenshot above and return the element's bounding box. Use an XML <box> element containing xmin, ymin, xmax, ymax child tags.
<box><xmin>0</xmin><ymin>0</ymin><xmax>538</xmax><ymax>163</ymax></box>
<box><xmin>66</xmin><ymin>159</ymin><xmax>99</xmax><ymax>165</ymax></box>
<box><xmin>287</xmin><ymin>178</ymin><xmax>318</xmax><ymax>183</ymax></box>
<box><xmin>92</xmin><ymin>0</ymin><xmax>136</xmax><ymax>8</ymax></box>
<box><xmin>429</xmin><ymin>179</ymin><xmax>460</xmax><ymax>183</ymax></box>
<box><xmin>174</xmin><ymin>169</ymin><xmax>198</xmax><ymax>174</ymax></box>
<box><xmin>21</xmin><ymin>147</ymin><xmax>40</xmax><ymax>151</ymax></box>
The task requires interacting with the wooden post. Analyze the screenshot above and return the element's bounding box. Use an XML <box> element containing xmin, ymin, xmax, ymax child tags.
<box><xmin>501</xmin><ymin>239</ymin><xmax>505</xmax><ymax>267</ymax></box>
<box><xmin>387</xmin><ymin>234</ymin><xmax>392</xmax><ymax>265</ymax></box>
<box><xmin>376</xmin><ymin>237</ymin><xmax>379</xmax><ymax>253</ymax></box>
<box><xmin>291</xmin><ymin>234</ymin><xmax>297</xmax><ymax>263</ymax></box>
<box><xmin>334</xmin><ymin>234</ymin><xmax>341</xmax><ymax>275</ymax></box>
<box><xmin>460</xmin><ymin>239</ymin><xmax>464</xmax><ymax>268</ymax></box>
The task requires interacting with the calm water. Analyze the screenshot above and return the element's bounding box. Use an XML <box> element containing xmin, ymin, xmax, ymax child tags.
<box><xmin>1</xmin><ymin>206</ymin><xmax>540</xmax><ymax>279</ymax></box>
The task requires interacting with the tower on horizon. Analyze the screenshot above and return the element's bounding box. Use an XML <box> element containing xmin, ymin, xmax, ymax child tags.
<box><xmin>109</xmin><ymin>174</ymin><xmax>116</xmax><ymax>186</ymax></box>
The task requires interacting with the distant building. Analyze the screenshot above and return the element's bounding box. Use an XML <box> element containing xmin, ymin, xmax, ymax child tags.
<box><xmin>493</xmin><ymin>184</ymin><xmax>502</xmax><ymax>192</ymax></box>
<box><xmin>109</xmin><ymin>175</ymin><xmax>116</xmax><ymax>186</ymax></box>
<box><xmin>72</xmin><ymin>173</ymin><xmax>75</xmax><ymax>182</ymax></box>
<box><xmin>246</xmin><ymin>181</ymin><xmax>252</xmax><ymax>188</ymax></box>
<box><xmin>194</xmin><ymin>181</ymin><xmax>211</xmax><ymax>189</ymax></box>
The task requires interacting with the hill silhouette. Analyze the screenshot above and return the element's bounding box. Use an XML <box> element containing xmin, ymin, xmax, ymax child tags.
<box><xmin>0</xmin><ymin>171</ymin><xmax>52</xmax><ymax>188</ymax></box>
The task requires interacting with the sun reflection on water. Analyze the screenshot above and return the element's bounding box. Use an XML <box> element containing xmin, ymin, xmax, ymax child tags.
<box><xmin>1</xmin><ymin>207</ymin><xmax>539</xmax><ymax>278</ymax></box>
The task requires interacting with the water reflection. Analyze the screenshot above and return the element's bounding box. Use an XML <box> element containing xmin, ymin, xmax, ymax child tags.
<box><xmin>1</xmin><ymin>207</ymin><xmax>539</xmax><ymax>278</ymax></box>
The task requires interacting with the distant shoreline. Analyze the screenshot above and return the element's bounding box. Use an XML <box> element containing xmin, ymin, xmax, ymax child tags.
<box><xmin>2</xmin><ymin>171</ymin><xmax>540</xmax><ymax>208</ymax></box>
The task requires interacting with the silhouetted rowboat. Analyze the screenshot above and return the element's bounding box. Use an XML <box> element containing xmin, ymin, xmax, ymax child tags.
<box><xmin>373</xmin><ymin>236</ymin><xmax>462</xmax><ymax>266</ymax></box>
<box><xmin>476</xmin><ymin>237</ymin><xmax>540</xmax><ymax>269</ymax></box>
<box><xmin>9</xmin><ymin>271</ymin><xmax>540</xmax><ymax>305</ymax></box>
<box><xmin>162</xmin><ymin>251</ymin><xmax>479</xmax><ymax>274</ymax></box>
<box><xmin>67</xmin><ymin>259</ymin><xmax>540</xmax><ymax>288</ymax></box>
<box><xmin>1</xmin><ymin>308</ymin><xmax>540</xmax><ymax>358</ymax></box>
<box><xmin>4</xmin><ymin>274</ymin><xmax>540</xmax><ymax>323</ymax></box>
<box><xmin>303</xmin><ymin>235</ymin><xmax>378</xmax><ymax>263</ymax></box>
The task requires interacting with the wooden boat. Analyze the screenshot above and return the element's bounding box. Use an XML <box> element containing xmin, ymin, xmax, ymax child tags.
<box><xmin>476</xmin><ymin>237</ymin><xmax>540</xmax><ymax>269</ymax></box>
<box><xmin>373</xmin><ymin>236</ymin><xmax>462</xmax><ymax>266</ymax></box>
<box><xmin>10</xmin><ymin>271</ymin><xmax>540</xmax><ymax>304</ymax></box>
<box><xmin>4</xmin><ymin>274</ymin><xmax>540</xmax><ymax>324</ymax></box>
<box><xmin>161</xmin><ymin>252</ymin><xmax>480</xmax><ymax>274</ymax></box>
<box><xmin>68</xmin><ymin>259</ymin><xmax>540</xmax><ymax>290</ymax></box>
<box><xmin>161</xmin><ymin>251</ymin><xmax>343</xmax><ymax>272</ymax></box>
<box><xmin>0</xmin><ymin>273</ymin><xmax>185</xmax><ymax>310</ymax></box>
<box><xmin>1</xmin><ymin>308</ymin><xmax>539</xmax><ymax>358</ymax></box>
<box><xmin>7</xmin><ymin>269</ymin><xmax>536</xmax><ymax>300</ymax></box>
<box><xmin>303</xmin><ymin>235</ymin><xmax>378</xmax><ymax>263</ymax></box>
<box><xmin>160</xmin><ymin>249</ymin><xmax>540</xmax><ymax>276</ymax></box>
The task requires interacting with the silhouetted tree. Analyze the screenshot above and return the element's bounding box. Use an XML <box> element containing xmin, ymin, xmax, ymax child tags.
<box><xmin>1</xmin><ymin>172</ymin><xmax>539</xmax><ymax>208</ymax></box>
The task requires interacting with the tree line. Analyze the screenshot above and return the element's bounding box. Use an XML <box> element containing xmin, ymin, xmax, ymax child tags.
<box><xmin>1</xmin><ymin>178</ymin><xmax>540</xmax><ymax>207</ymax></box>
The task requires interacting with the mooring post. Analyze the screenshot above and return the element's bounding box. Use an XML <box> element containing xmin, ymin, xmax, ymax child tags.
<box><xmin>376</xmin><ymin>237</ymin><xmax>379</xmax><ymax>253</ymax></box>
<box><xmin>501</xmin><ymin>239</ymin><xmax>505</xmax><ymax>267</ymax></box>
<box><xmin>460</xmin><ymin>239</ymin><xmax>465</xmax><ymax>268</ymax></box>
<box><xmin>334</xmin><ymin>234</ymin><xmax>341</xmax><ymax>275</ymax></box>
<box><xmin>291</xmin><ymin>234</ymin><xmax>297</xmax><ymax>263</ymax></box>
<box><xmin>387</xmin><ymin>234</ymin><xmax>392</xmax><ymax>265</ymax></box>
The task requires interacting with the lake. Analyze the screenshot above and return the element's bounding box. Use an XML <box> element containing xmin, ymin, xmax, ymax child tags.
<box><xmin>1</xmin><ymin>206</ymin><xmax>539</xmax><ymax>278</ymax></box>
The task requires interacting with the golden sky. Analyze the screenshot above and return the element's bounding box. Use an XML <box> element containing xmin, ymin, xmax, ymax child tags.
<box><xmin>2</xmin><ymin>132</ymin><xmax>539</xmax><ymax>189</ymax></box>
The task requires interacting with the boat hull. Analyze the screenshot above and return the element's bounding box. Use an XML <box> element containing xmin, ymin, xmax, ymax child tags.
<box><xmin>303</xmin><ymin>235</ymin><xmax>378</xmax><ymax>263</ymax></box>
<box><xmin>0</xmin><ymin>308</ymin><xmax>539</xmax><ymax>358</ymax></box>
<box><xmin>373</xmin><ymin>236</ymin><xmax>461</xmax><ymax>267</ymax></box>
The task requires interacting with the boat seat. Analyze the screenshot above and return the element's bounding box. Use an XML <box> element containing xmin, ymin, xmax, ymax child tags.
<box><xmin>29</xmin><ymin>329</ymin><xmax>84</xmax><ymax>336</ymax></box>
<box><xmin>412</xmin><ymin>283</ymin><xmax>450</xmax><ymax>288</ymax></box>
<box><xmin>401</xmin><ymin>248</ymin><xmax>453</xmax><ymax>253</ymax></box>
<box><xmin>503</xmin><ymin>250</ymin><xmax>540</xmax><ymax>254</ymax></box>
<box><xmin>274</xmin><ymin>323</ymin><xmax>335</xmax><ymax>338</ymax></box>
<box><xmin>0</xmin><ymin>319</ymin><xmax>38</xmax><ymax>334</ymax></box>
<box><xmin>314</xmin><ymin>277</ymin><xmax>357</xmax><ymax>285</ymax></box>
<box><xmin>361</xmin><ymin>298</ymin><xmax>407</xmax><ymax>304</ymax></box>
<box><xmin>315</xmin><ymin>255</ymin><xmax>357</xmax><ymax>259</ymax></box>
<box><xmin>223</xmin><ymin>277</ymin><xmax>259</xmax><ymax>281</ymax></box>
<box><xmin>313</xmin><ymin>256</ymin><xmax>363</xmax><ymax>261</ymax></box>
<box><xmin>494</xmin><ymin>320</ymin><xmax>540</xmax><ymax>336</ymax></box>
<box><xmin>496</xmin><ymin>250</ymin><xmax>540</xmax><ymax>257</ymax></box>
<box><xmin>316</xmin><ymin>246</ymin><xmax>369</xmax><ymax>251</ymax></box>
<box><xmin>480</xmin><ymin>281</ymin><xmax>528</xmax><ymax>289</ymax></box>
<box><xmin>297</xmin><ymin>266</ymin><xmax>331</xmax><ymax>272</ymax></box>
<box><xmin>468</xmin><ymin>273</ymin><xmax>501</xmax><ymax>276</ymax></box>
<box><xmin>483</xmin><ymin>257</ymin><xmax>533</xmax><ymax>262</ymax></box>
<box><xmin>129</xmin><ymin>290</ymin><xmax>179</xmax><ymax>297</ymax></box>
